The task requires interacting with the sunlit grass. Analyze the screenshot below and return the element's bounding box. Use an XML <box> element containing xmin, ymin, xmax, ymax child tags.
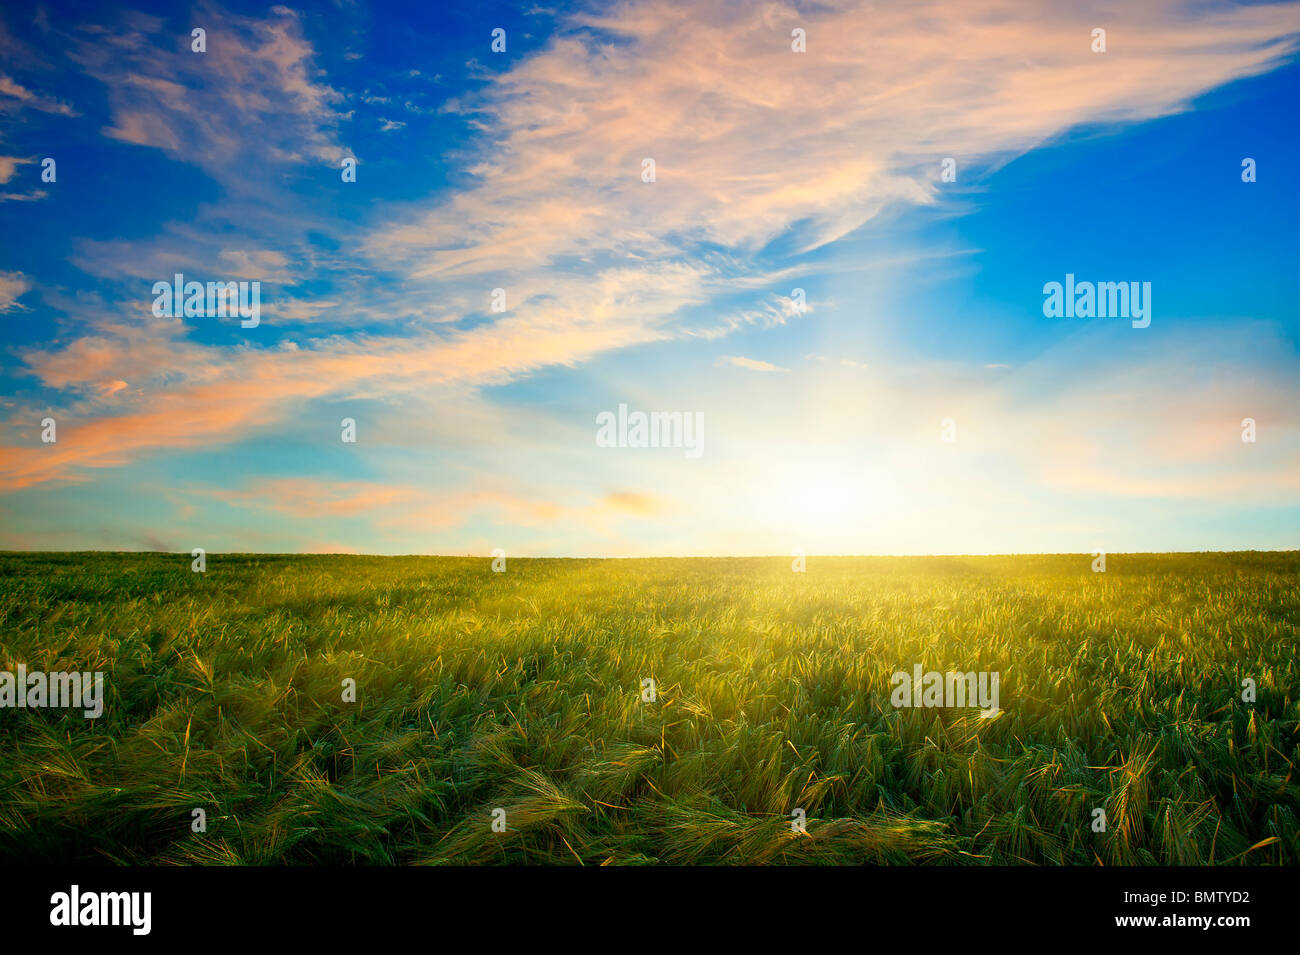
<box><xmin>0</xmin><ymin>552</ymin><xmax>1296</xmax><ymax>865</ymax></box>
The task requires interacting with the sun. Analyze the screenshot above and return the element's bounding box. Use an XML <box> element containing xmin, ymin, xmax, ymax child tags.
<box><xmin>753</xmin><ymin>462</ymin><xmax>887</xmax><ymax>533</ymax></box>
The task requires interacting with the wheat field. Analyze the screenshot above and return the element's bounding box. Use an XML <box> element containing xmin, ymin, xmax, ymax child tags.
<box><xmin>0</xmin><ymin>551</ymin><xmax>1296</xmax><ymax>865</ymax></box>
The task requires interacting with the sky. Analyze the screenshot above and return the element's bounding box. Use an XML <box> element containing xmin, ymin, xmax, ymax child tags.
<box><xmin>0</xmin><ymin>0</ymin><xmax>1297</xmax><ymax>556</ymax></box>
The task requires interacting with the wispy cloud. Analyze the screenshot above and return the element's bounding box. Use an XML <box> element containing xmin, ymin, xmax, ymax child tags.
<box><xmin>71</xmin><ymin>3</ymin><xmax>345</xmax><ymax>183</ymax></box>
<box><xmin>369</xmin><ymin>0</ymin><xmax>1300</xmax><ymax>275</ymax></box>
<box><xmin>1</xmin><ymin>0</ymin><xmax>1298</xmax><ymax>557</ymax></box>
<box><xmin>717</xmin><ymin>355</ymin><xmax>788</xmax><ymax>373</ymax></box>
<box><xmin>0</xmin><ymin>73</ymin><xmax>76</xmax><ymax>116</ymax></box>
<box><xmin>0</xmin><ymin>270</ymin><xmax>32</xmax><ymax>312</ymax></box>
<box><xmin>11</xmin><ymin>0</ymin><xmax>1300</xmax><ymax>489</ymax></box>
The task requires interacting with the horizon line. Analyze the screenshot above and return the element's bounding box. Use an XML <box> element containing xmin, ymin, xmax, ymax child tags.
<box><xmin>3</xmin><ymin>549</ymin><xmax>1297</xmax><ymax>559</ymax></box>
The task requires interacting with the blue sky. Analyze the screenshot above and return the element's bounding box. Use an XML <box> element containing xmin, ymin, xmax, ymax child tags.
<box><xmin>1</xmin><ymin>0</ymin><xmax>1298</xmax><ymax>555</ymax></box>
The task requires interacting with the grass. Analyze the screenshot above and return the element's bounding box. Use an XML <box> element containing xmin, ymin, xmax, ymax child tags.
<box><xmin>0</xmin><ymin>551</ymin><xmax>1296</xmax><ymax>865</ymax></box>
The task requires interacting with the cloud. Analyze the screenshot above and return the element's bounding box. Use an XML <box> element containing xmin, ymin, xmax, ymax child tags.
<box><xmin>367</xmin><ymin>0</ymin><xmax>1300</xmax><ymax>277</ymax></box>
<box><xmin>717</xmin><ymin>355</ymin><xmax>788</xmax><ymax>373</ymax></box>
<box><xmin>0</xmin><ymin>61</ymin><xmax>76</xmax><ymax>202</ymax></box>
<box><xmin>216</xmin><ymin>249</ymin><xmax>293</xmax><ymax>280</ymax></box>
<box><xmin>601</xmin><ymin>491</ymin><xmax>667</xmax><ymax>515</ymax></box>
<box><xmin>0</xmin><ymin>264</ymin><xmax>699</xmax><ymax>488</ymax></box>
<box><xmin>0</xmin><ymin>271</ymin><xmax>32</xmax><ymax>312</ymax></box>
<box><xmin>0</xmin><ymin>155</ymin><xmax>29</xmax><ymax>183</ymax></box>
<box><xmin>6</xmin><ymin>0</ymin><xmax>1300</xmax><ymax>504</ymax></box>
<box><xmin>0</xmin><ymin>73</ymin><xmax>76</xmax><ymax>116</ymax></box>
<box><xmin>70</xmin><ymin>4</ymin><xmax>345</xmax><ymax>184</ymax></box>
<box><xmin>210</xmin><ymin>479</ymin><xmax>428</xmax><ymax>517</ymax></box>
<box><xmin>189</xmin><ymin>476</ymin><xmax>622</xmax><ymax>540</ymax></box>
<box><xmin>809</xmin><ymin>354</ymin><xmax>870</xmax><ymax>370</ymax></box>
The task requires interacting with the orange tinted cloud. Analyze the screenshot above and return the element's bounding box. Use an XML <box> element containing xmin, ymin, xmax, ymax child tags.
<box><xmin>601</xmin><ymin>491</ymin><xmax>668</xmax><ymax>516</ymax></box>
<box><xmin>7</xmin><ymin>0</ymin><xmax>1300</xmax><ymax>500</ymax></box>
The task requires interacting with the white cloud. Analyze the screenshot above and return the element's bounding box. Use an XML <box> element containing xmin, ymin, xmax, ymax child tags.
<box><xmin>718</xmin><ymin>355</ymin><xmax>788</xmax><ymax>372</ymax></box>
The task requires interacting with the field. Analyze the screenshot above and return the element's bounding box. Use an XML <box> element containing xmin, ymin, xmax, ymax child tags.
<box><xmin>1</xmin><ymin>551</ymin><xmax>1297</xmax><ymax>865</ymax></box>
